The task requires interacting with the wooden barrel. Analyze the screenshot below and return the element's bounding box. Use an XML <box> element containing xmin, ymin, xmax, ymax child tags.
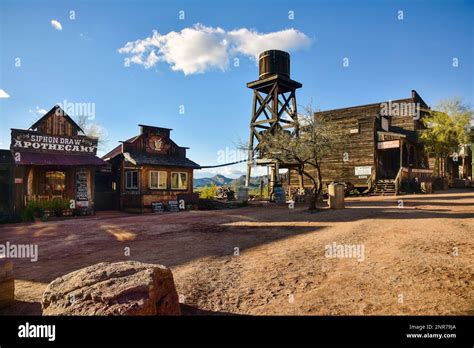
<box><xmin>258</xmin><ymin>50</ymin><xmax>290</xmax><ymax>80</ymax></box>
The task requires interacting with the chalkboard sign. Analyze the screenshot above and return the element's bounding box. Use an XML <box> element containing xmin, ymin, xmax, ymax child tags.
<box><xmin>76</xmin><ymin>168</ymin><xmax>88</xmax><ymax>202</ymax></box>
<box><xmin>167</xmin><ymin>200</ymin><xmax>180</xmax><ymax>212</ymax></box>
<box><xmin>152</xmin><ymin>202</ymin><xmax>164</xmax><ymax>213</ymax></box>
<box><xmin>273</xmin><ymin>186</ymin><xmax>286</xmax><ymax>204</ymax></box>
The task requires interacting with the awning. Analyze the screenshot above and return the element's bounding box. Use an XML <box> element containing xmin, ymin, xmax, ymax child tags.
<box><xmin>14</xmin><ymin>152</ymin><xmax>107</xmax><ymax>166</ymax></box>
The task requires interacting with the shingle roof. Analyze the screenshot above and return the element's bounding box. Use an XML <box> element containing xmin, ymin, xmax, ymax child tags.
<box><xmin>124</xmin><ymin>152</ymin><xmax>200</xmax><ymax>169</ymax></box>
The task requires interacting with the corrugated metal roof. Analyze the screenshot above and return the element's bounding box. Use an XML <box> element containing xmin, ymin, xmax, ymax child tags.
<box><xmin>14</xmin><ymin>152</ymin><xmax>107</xmax><ymax>166</ymax></box>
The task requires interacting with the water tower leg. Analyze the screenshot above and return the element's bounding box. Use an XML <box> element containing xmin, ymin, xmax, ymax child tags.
<box><xmin>269</xmin><ymin>164</ymin><xmax>277</xmax><ymax>201</ymax></box>
<box><xmin>245</xmin><ymin>161</ymin><xmax>252</xmax><ymax>188</ymax></box>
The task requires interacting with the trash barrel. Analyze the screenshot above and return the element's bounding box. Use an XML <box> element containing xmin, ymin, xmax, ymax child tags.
<box><xmin>328</xmin><ymin>183</ymin><xmax>345</xmax><ymax>209</ymax></box>
<box><xmin>236</xmin><ymin>187</ymin><xmax>249</xmax><ymax>202</ymax></box>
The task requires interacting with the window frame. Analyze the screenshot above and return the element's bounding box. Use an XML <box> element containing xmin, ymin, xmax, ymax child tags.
<box><xmin>149</xmin><ymin>170</ymin><xmax>167</xmax><ymax>190</ymax></box>
<box><xmin>170</xmin><ymin>171</ymin><xmax>188</xmax><ymax>191</ymax></box>
<box><xmin>125</xmin><ymin>170</ymin><xmax>139</xmax><ymax>190</ymax></box>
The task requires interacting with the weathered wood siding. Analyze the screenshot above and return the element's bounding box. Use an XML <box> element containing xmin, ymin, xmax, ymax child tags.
<box><xmin>289</xmin><ymin>103</ymin><xmax>379</xmax><ymax>188</ymax></box>
<box><xmin>288</xmin><ymin>92</ymin><xmax>430</xmax><ymax>189</ymax></box>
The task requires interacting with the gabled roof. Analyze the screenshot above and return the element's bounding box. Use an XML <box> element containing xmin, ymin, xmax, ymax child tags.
<box><xmin>29</xmin><ymin>105</ymin><xmax>84</xmax><ymax>133</ymax></box>
<box><xmin>102</xmin><ymin>144</ymin><xmax>122</xmax><ymax>161</ymax></box>
<box><xmin>101</xmin><ymin>125</ymin><xmax>200</xmax><ymax>168</ymax></box>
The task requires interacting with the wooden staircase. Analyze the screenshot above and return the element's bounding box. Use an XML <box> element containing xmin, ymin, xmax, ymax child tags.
<box><xmin>371</xmin><ymin>179</ymin><xmax>396</xmax><ymax>196</ymax></box>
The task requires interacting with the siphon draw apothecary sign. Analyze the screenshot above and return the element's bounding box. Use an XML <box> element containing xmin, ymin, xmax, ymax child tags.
<box><xmin>11</xmin><ymin>129</ymin><xmax>98</xmax><ymax>155</ymax></box>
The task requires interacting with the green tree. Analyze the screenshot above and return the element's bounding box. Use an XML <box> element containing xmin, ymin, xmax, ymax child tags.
<box><xmin>198</xmin><ymin>184</ymin><xmax>218</xmax><ymax>199</ymax></box>
<box><xmin>420</xmin><ymin>98</ymin><xmax>472</xmax><ymax>176</ymax></box>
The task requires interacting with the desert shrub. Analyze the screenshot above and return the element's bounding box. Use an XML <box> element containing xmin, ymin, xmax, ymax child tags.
<box><xmin>50</xmin><ymin>198</ymin><xmax>70</xmax><ymax>216</ymax></box>
<box><xmin>21</xmin><ymin>200</ymin><xmax>42</xmax><ymax>221</ymax></box>
<box><xmin>347</xmin><ymin>189</ymin><xmax>361</xmax><ymax>197</ymax></box>
<box><xmin>199</xmin><ymin>184</ymin><xmax>218</xmax><ymax>199</ymax></box>
<box><xmin>21</xmin><ymin>199</ymin><xmax>70</xmax><ymax>221</ymax></box>
<box><xmin>237</xmin><ymin>201</ymin><xmax>249</xmax><ymax>208</ymax></box>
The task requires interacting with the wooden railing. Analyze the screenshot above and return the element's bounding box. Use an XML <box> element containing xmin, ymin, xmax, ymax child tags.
<box><xmin>401</xmin><ymin>167</ymin><xmax>433</xmax><ymax>181</ymax></box>
<box><xmin>394</xmin><ymin>167</ymin><xmax>403</xmax><ymax>195</ymax></box>
<box><xmin>364</xmin><ymin>169</ymin><xmax>377</xmax><ymax>194</ymax></box>
<box><xmin>395</xmin><ymin>167</ymin><xmax>433</xmax><ymax>194</ymax></box>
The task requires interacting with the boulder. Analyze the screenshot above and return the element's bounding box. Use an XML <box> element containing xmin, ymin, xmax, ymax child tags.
<box><xmin>0</xmin><ymin>259</ymin><xmax>14</xmax><ymax>308</ymax></box>
<box><xmin>42</xmin><ymin>261</ymin><xmax>181</xmax><ymax>315</ymax></box>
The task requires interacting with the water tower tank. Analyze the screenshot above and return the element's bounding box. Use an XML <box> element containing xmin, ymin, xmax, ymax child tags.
<box><xmin>258</xmin><ymin>50</ymin><xmax>290</xmax><ymax>80</ymax></box>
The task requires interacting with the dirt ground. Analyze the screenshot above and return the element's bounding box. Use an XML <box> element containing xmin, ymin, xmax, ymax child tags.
<box><xmin>1</xmin><ymin>189</ymin><xmax>473</xmax><ymax>316</ymax></box>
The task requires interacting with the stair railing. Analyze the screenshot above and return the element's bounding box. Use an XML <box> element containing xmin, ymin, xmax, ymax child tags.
<box><xmin>394</xmin><ymin>167</ymin><xmax>404</xmax><ymax>195</ymax></box>
<box><xmin>365</xmin><ymin>169</ymin><xmax>377</xmax><ymax>194</ymax></box>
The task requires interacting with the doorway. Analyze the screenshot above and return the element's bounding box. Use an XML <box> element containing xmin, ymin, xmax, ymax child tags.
<box><xmin>377</xmin><ymin>148</ymin><xmax>400</xmax><ymax>179</ymax></box>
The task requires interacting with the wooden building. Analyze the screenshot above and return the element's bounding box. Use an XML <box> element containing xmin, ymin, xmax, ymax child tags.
<box><xmin>6</xmin><ymin>106</ymin><xmax>106</xmax><ymax>215</ymax></box>
<box><xmin>288</xmin><ymin>90</ymin><xmax>433</xmax><ymax>194</ymax></box>
<box><xmin>102</xmin><ymin>125</ymin><xmax>200</xmax><ymax>212</ymax></box>
<box><xmin>0</xmin><ymin>150</ymin><xmax>14</xmax><ymax>221</ymax></box>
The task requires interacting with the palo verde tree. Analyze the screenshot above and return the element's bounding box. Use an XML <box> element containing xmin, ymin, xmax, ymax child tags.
<box><xmin>420</xmin><ymin>98</ymin><xmax>472</xmax><ymax>176</ymax></box>
<box><xmin>76</xmin><ymin>115</ymin><xmax>108</xmax><ymax>151</ymax></box>
<box><xmin>259</xmin><ymin>104</ymin><xmax>341</xmax><ymax>211</ymax></box>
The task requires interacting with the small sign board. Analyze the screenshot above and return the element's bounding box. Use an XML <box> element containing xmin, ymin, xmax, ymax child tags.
<box><xmin>14</xmin><ymin>178</ymin><xmax>23</xmax><ymax>184</ymax></box>
<box><xmin>378</xmin><ymin>140</ymin><xmax>400</xmax><ymax>149</ymax></box>
<box><xmin>76</xmin><ymin>168</ymin><xmax>89</xmax><ymax>202</ymax></box>
<box><xmin>167</xmin><ymin>201</ymin><xmax>180</xmax><ymax>212</ymax></box>
<box><xmin>354</xmin><ymin>166</ymin><xmax>372</xmax><ymax>176</ymax></box>
<box><xmin>152</xmin><ymin>202</ymin><xmax>164</xmax><ymax>213</ymax></box>
<box><xmin>273</xmin><ymin>186</ymin><xmax>286</xmax><ymax>204</ymax></box>
<box><xmin>76</xmin><ymin>201</ymin><xmax>89</xmax><ymax>208</ymax></box>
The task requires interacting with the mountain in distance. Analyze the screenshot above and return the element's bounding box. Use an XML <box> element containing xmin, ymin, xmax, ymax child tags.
<box><xmin>193</xmin><ymin>174</ymin><xmax>232</xmax><ymax>187</ymax></box>
<box><xmin>194</xmin><ymin>174</ymin><xmax>268</xmax><ymax>188</ymax></box>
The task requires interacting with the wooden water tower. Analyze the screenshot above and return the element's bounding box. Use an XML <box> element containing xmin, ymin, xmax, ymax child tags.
<box><xmin>245</xmin><ymin>50</ymin><xmax>302</xmax><ymax>198</ymax></box>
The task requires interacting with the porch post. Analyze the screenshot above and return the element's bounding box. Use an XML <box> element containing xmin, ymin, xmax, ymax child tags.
<box><xmin>399</xmin><ymin>139</ymin><xmax>403</xmax><ymax>169</ymax></box>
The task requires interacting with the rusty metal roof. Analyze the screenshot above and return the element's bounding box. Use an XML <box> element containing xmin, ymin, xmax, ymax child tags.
<box><xmin>14</xmin><ymin>151</ymin><xmax>107</xmax><ymax>166</ymax></box>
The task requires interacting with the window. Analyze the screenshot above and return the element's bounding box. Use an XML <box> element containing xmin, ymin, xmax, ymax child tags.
<box><xmin>171</xmin><ymin>172</ymin><xmax>188</xmax><ymax>190</ymax></box>
<box><xmin>149</xmin><ymin>171</ymin><xmax>167</xmax><ymax>189</ymax></box>
<box><xmin>41</xmin><ymin>171</ymin><xmax>66</xmax><ymax>196</ymax></box>
<box><xmin>125</xmin><ymin>171</ymin><xmax>139</xmax><ymax>189</ymax></box>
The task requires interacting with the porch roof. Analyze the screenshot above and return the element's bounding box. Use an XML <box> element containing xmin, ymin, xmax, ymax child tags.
<box><xmin>13</xmin><ymin>151</ymin><xmax>107</xmax><ymax>166</ymax></box>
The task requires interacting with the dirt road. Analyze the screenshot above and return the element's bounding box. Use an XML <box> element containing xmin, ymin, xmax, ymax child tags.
<box><xmin>1</xmin><ymin>190</ymin><xmax>473</xmax><ymax>315</ymax></box>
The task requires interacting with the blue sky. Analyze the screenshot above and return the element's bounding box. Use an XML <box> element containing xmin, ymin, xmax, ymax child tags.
<box><xmin>0</xmin><ymin>0</ymin><xmax>473</xmax><ymax>178</ymax></box>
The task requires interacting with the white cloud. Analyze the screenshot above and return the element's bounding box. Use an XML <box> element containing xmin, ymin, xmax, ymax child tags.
<box><xmin>118</xmin><ymin>24</ymin><xmax>311</xmax><ymax>75</ymax></box>
<box><xmin>51</xmin><ymin>20</ymin><xmax>63</xmax><ymax>31</ymax></box>
<box><xmin>0</xmin><ymin>89</ymin><xmax>10</xmax><ymax>98</ymax></box>
<box><xmin>29</xmin><ymin>106</ymin><xmax>47</xmax><ymax>116</ymax></box>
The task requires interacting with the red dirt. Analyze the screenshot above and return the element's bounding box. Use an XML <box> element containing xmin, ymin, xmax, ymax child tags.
<box><xmin>1</xmin><ymin>189</ymin><xmax>473</xmax><ymax>315</ymax></box>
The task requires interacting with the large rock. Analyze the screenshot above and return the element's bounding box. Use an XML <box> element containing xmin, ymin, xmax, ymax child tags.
<box><xmin>42</xmin><ymin>261</ymin><xmax>181</xmax><ymax>315</ymax></box>
<box><xmin>0</xmin><ymin>259</ymin><xmax>14</xmax><ymax>308</ymax></box>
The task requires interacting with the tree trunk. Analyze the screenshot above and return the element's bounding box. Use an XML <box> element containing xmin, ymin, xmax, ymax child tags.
<box><xmin>302</xmin><ymin>171</ymin><xmax>318</xmax><ymax>211</ymax></box>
